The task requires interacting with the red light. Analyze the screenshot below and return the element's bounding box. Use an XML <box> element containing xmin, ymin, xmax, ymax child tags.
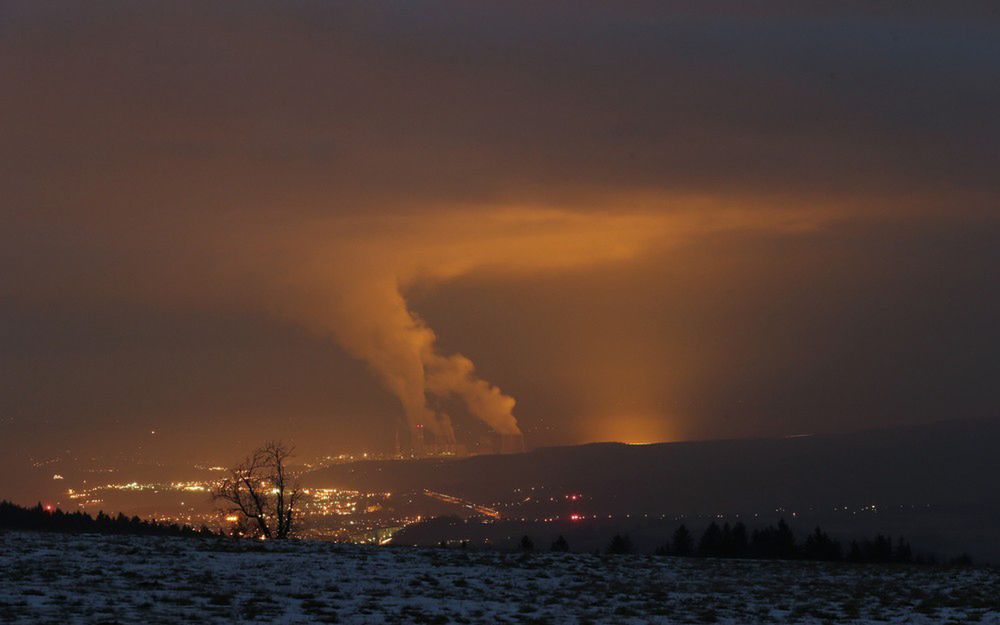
<box><xmin>569</xmin><ymin>514</ymin><xmax>582</xmax><ymax>521</ymax></box>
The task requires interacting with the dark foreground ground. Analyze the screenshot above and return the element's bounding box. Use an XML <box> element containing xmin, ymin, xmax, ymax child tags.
<box><xmin>1</xmin><ymin>531</ymin><xmax>998</xmax><ymax>624</ymax></box>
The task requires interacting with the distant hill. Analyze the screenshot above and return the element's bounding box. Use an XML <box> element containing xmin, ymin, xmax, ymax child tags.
<box><xmin>304</xmin><ymin>419</ymin><xmax>1000</xmax><ymax>560</ymax></box>
<box><xmin>304</xmin><ymin>418</ymin><xmax>1000</xmax><ymax>513</ymax></box>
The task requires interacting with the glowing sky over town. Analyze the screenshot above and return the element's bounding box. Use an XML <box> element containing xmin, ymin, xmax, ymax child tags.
<box><xmin>1</xmin><ymin>2</ymin><xmax>998</xmax><ymax>473</ymax></box>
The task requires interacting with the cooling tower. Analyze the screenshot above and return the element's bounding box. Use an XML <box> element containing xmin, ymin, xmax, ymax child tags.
<box><xmin>497</xmin><ymin>432</ymin><xmax>525</xmax><ymax>454</ymax></box>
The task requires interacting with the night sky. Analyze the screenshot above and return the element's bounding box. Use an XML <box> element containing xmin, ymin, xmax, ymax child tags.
<box><xmin>2</xmin><ymin>3</ymin><xmax>998</xmax><ymax>473</ymax></box>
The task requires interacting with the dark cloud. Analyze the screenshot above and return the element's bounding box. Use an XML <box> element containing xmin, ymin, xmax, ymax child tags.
<box><xmin>4</xmin><ymin>1</ymin><xmax>999</xmax><ymax>209</ymax></box>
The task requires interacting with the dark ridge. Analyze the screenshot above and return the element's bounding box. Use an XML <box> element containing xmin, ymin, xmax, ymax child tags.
<box><xmin>0</xmin><ymin>500</ymin><xmax>218</xmax><ymax>538</ymax></box>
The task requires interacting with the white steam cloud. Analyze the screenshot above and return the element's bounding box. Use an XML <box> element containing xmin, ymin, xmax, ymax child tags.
<box><xmin>310</xmin><ymin>275</ymin><xmax>516</xmax><ymax>442</ymax></box>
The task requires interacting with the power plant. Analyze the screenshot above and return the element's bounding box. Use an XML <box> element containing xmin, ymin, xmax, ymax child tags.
<box><xmin>395</xmin><ymin>424</ymin><xmax>524</xmax><ymax>458</ymax></box>
<box><xmin>494</xmin><ymin>432</ymin><xmax>526</xmax><ymax>455</ymax></box>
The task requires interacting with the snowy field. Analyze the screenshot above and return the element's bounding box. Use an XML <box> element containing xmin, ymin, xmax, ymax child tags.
<box><xmin>1</xmin><ymin>531</ymin><xmax>998</xmax><ymax>624</ymax></box>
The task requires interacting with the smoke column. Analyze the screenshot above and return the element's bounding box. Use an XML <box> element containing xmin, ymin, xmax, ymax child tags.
<box><xmin>308</xmin><ymin>273</ymin><xmax>517</xmax><ymax>444</ymax></box>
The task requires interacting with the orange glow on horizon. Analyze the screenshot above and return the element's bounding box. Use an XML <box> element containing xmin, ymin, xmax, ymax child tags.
<box><xmin>581</xmin><ymin>413</ymin><xmax>677</xmax><ymax>446</ymax></box>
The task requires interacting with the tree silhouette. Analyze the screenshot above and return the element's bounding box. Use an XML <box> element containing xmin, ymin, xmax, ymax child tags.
<box><xmin>718</xmin><ymin>522</ymin><xmax>749</xmax><ymax>557</ymax></box>
<box><xmin>750</xmin><ymin>519</ymin><xmax>796</xmax><ymax>559</ymax></box>
<box><xmin>871</xmin><ymin>534</ymin><xmax>893</xmax><ymax>562</ymax></box>
<box><xmin>729</xmin><ymin>522</ymin><xmax>749</xmax><ymax>557</ymax></box>
<box><xmin>848</xmin><ymin>540</ymin><xmax>863</xmax><ymax>562</ymax></box>
<box><xmin>894</xmin><ymin>537</ymin><xmax>913</xmax><ymax>563</ymax></box>
<box><xmin>519</xmin><ymin>535</ymin><xmax>534</xmax><ymax>552</ymax></box>
<box><xmin>698</xmin><ymin>522</ymin><xmax>723</xmax><ymax>557</ymax></box>
<box><xmin>775</xmin><ymin>519</ymin><xmax>796</xmax><ymax>558</ymax></box>
<box><xmin>213</xmin><ymin>441</ymin><xmax>300</xmax><ymax>539</ymax></box>
<box><xmin>802</xmin><ymin>527</ymin><xmax>842</xmax><ymax>561</ymax></box>
<box><xmin>671</xmin><ymin>524</ymin><xmax>694</xmax><ymax>556</ymax></box>
<box><xmin>607</xmin><ymin>533</ymin><xmax>633</xmax><ymax>554</ymax></box>
<box><xmin>550</xmin><ymin>535</ymin><xmax>569</xmax><ymax>552</ymax></box>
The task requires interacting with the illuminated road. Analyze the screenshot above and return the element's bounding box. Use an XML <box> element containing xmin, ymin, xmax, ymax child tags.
<box><xmin>422</xmin><ymin>489</ymin><xmax>501</xmax><ymax>519</ymax></box>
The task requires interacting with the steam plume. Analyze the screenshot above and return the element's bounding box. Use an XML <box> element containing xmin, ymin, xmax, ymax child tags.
<box><xmin>315</xmin><ymin>276</ymin><xmax>516</xmax><ymax>442</ymax></box>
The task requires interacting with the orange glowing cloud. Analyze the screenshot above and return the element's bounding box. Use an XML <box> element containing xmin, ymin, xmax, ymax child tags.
<box><xmin>223</xmin><ymin>201</ymin><xmax>832</xmax><ymax>443</ymax></box>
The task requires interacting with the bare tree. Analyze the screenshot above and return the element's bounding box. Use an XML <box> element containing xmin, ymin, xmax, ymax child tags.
<box><xmin>212</xmin><ymin>441</ymin><xmax>300</xmax><ymax>539</ymax></box>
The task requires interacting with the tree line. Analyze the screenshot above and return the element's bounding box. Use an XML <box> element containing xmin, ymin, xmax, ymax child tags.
<box><xmin>654</xmin><ymin>519</ymin><xmax>929</xmax><ymax>563</ymax></box>
<box><xmin>521</xmin><ymin>519</ymin><xmax>972</xmax><ymax>565</ymax></box>
<box><xmin>0</xmin><ymin>500</ymin><xmax>217</xmax><ymax>538</ymax></box>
